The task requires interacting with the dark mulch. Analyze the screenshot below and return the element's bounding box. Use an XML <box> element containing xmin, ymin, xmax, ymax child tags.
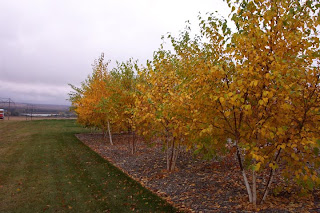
<box><xmin>76</xmin><ymin>133</ymin><xmax>319</xmax><ymax>213</ymax></box>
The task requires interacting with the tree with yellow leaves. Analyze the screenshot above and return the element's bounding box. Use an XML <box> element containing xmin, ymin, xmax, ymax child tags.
<box><xmin>69</xmin><ymin>54</ymin><xmax>114</xmax><ymax>145</ymax></box>
<box><xmin>109</xmin><ymin>59</ymin><xmax>138</xmax><ymax>153</ymax></box>
<box><xmin>190</xmin><ymin>0</ymin><xmax>320</xmax><ymax>206</ymax></box>
<box><xmin>134</xmin><ymin>41</ymin><xmax>197</xmax><ymax>171</ymax></box>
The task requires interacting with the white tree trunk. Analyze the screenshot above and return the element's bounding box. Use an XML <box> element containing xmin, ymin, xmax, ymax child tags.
<box><xmin>236</xmin><ymin>145</ymin><xmax>253</xmax><ymax>203</ymax></box>
<box><xmin>252</xmin><ymin>170</ymin><xmax>257</xmax><ymax>207</ymax></box>
<box><xmin>242</xmin><ymin>170</ymin><xmax>253</xmax><ymax>203</ymax></box>
<box><xmin>107</xmin><ymin>121</ymin><xmax>113</xmax><ymax>145</ymax></box>
<box><xmin>166</xmin><ymin>137</ymin><xmax>179</xmax><ymax>172</ymax></box>
<box><xmin>171</xmin><ymin>142</ymin><xmax>180</xmax><ymax>171</ymax></box>
<box><xmin>131</xmin><ymin>132</ymin><xmax>136</xmax><ymax>154</ymax></box>
<box><xmin>166</xmin><ymin>136</ymin><xmax>170</xmax><ymax>171</ymax></box>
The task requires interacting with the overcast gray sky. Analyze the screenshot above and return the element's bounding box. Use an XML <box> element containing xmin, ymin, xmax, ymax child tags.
<box><xmin>0</xmin><ymin>0</ymin><xmax>230</xmax><ymax>105</ymax></box>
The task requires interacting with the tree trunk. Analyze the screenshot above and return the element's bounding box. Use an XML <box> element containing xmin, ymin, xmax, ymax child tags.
<box><xmin>242</xmin><ymin>170</ymin><xmax>253</xmax><ymax>203</ymax></box>
<box><xmin>252</xmin><ymin>170</ymin><xmax>257</xmax><ymax>208</ymax></box>
<box><xmin>166</xmin><ymin>136</ymin><xmax>170</xmax><ymax>171</ymax></box>
<box><xmin>107</xmin><ymin>121</ymin><xmax>113</xmax><ymax>145</ymax></box>
<box><xmin>169</xmin><ymin>139</ymin><xmax>175</xmax><ymax>171</ymax></box>
<box><xmin>236</xmin><ymin>145</ymin><xmax>253</xmax><ymax>203</ymax></box>
<box><xmin>102</xmin><ymin>129</ymin><xmax>106</xmax><ymax>140</ymax></box>
<box><xmin>260</xmin><ymin>148</ymin><xmax>282</xmax><ymax>204</ymax></box>
<box><xmin>127</xmin><ymin>131</ymin><xmax>136</xmax><ymax>154</ymax></box>
<box><xmin>171</xmin><ymin>142</ymin><xmax>180</xmax><ymax>171</ymax></box>
<box><xmin>131</xmin><ymin>132</ymin><xmax>136</xmax><ymax>154</ymax></box>
<box><xmin>166</xmin><ymin>137</ymin><xmax>180</xmax><ymax>172</ymax></box>
<box><xmin>261</xmin><ymin>168</ymin><xmax>275</xmax><ymax>204</ymax></box>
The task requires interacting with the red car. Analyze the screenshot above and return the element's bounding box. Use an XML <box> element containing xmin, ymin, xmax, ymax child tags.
<box><xmin>0</xmin><ymin>109</ymin><xmax>4</xmax><ymax>119</ymax></box>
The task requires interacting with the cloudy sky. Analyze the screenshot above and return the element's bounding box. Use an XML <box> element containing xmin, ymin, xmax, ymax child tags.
<box><xmin>0</xmin><ymin>0</ymin><xmax>230</xmax><ymax>105</ymax></box>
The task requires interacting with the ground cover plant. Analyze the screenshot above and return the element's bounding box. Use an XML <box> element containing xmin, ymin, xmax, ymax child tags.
<box><xmin>0</xmin><ymin>120</ymin><xmax>177</xmax><ymax>212</ymax></box>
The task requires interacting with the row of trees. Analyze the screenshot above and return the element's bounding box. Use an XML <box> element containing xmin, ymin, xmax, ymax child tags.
<box><xmin>69</xmin><ymin>0</ymin><xmax>320</xmax><ymax>206</ymax></box>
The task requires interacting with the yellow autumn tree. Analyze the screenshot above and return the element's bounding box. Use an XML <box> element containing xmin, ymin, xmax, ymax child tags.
<box><xmin>189</xmin><ymin>0</ymin><xmax>320</xmax><ymax>206</ymax></box>
<box><xmin>228</xmin><ymin>0</ymin><xmax>320</xmax><ymax>205</ymax></box>
<box><xmin>134</xmin><ymin>44</ymin><xmax>195</xmax><ymax>171</ymax></box>
<box><xmin>69</xmin><ymin>54</ymin><xmax>114</xmax><ymax>145</ymax></box>
<box><xmin>108</xmin><ymin>59</ymin><xmax>138</xmax><ymax>153</ymax></box>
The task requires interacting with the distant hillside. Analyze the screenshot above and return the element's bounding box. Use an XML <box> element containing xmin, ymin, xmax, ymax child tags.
<box><xmin>0</xmin><ymin>102</ymin><xmax>73</xmax><ymax>116</ymax></box>
<box><xmin>13</xmin><ymin>103</ymin><xmax>70</xmax><ymax>112</ymax></box>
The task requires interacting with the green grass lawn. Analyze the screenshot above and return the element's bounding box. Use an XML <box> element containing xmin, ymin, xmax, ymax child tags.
<box><xmin>0</xmin><ymin>119</ymin><xmax>177</xmax><ymax>213</ymax></box>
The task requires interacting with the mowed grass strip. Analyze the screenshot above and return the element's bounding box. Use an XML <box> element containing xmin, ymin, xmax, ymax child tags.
<box><xmin>0</xmin><ymin>120</ymin><xmax>177</xmax><ymax>213</ymax></box>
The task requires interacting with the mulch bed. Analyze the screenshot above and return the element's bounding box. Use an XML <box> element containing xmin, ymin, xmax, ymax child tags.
<box><xmin>76</xmin><ymin>133</ymin><xmax>320</xmax><ymax>213</ymax></box>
